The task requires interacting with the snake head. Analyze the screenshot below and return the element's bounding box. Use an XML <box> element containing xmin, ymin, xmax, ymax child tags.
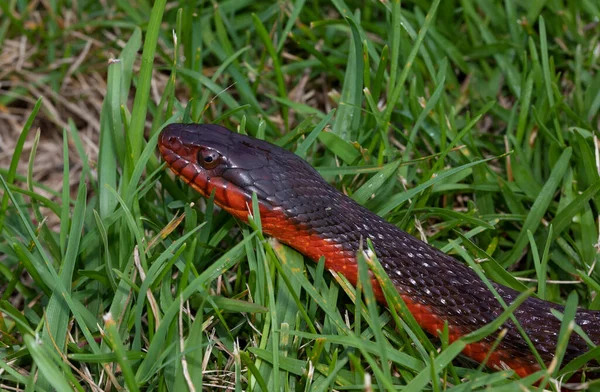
<box><xmin>159</xmin><ymin>123</ymin><xmax>231</xmax><ymax>179</ymax></box>
<box><xmin>159</xmin><ymin>123</ymin><xmax>323</xmax><ymax>220</ymax></box>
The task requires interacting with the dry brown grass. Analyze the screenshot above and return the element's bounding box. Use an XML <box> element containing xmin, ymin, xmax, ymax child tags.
<box><xmin>0</xmin><ymin>4</ymin><xmax>174</xmax><ymax>226</ymax></box>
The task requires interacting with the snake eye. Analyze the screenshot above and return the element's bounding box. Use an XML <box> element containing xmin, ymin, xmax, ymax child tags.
<box><xmin>199</xmin><ymin>149</ymin><xmax>221</xmax><ymax>169</ymax></box>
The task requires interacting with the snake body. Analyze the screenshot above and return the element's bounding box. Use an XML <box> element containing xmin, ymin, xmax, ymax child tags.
<box><xmin>158</xmin><ymin>123</ymin><xmax>600</xmax><ymax>377</ymax></box>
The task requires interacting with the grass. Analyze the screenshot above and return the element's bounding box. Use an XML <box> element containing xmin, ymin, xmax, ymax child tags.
<box><xmin>1</xmin><ymin>0</ymin><xmax>600</xmax><ymax>390</ymax></box>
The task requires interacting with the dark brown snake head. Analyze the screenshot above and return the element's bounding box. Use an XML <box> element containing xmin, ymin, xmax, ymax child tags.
<box><xmin>159</xmin><ymin>123</ymin><xmax>328</xmax><ymax>219</ymax></box>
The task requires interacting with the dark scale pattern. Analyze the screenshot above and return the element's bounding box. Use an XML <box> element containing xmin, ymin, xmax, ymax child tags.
<box><xmin>159</xmin><ymin>123</ymin><xmax>600</xmax><ymax>372</ymax></box>
<box><xmin>258</xmin><ymin>166</ymin><xmax>600</xmax><ymax>364</ymax></box>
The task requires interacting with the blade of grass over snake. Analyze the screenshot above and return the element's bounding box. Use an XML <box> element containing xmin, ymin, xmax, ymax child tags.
<box><xmin>405</xmin><ymin>288</ymin><xmax>536</xmax><ymax>391</ymax></box>
<box><xmin>356</xmin><ymin>249</ymin><xmax>393</xmax><ymax>384</ymax></box>
<box><xmin>451</xmin><ymin>243</ymin><xmax>545</xmax><ymax>368</ymax></box>
<box><xmin>550</xmin><ymin>292</ymin><xmax>578</xmax><ymax>379</ymax></box>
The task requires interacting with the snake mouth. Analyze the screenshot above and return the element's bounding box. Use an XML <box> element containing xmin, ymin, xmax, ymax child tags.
<box><xmin>159</xmin><ymin>127</ymin><xmax>196</xmax><ymax>169</ymax></box>
<box><xmin>159</xmin><ymin>127</ymin><xmax>209</xmax><ymax>200</ymax></box>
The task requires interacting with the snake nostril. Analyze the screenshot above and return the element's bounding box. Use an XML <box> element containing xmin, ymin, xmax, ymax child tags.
<box><xmin>164</xmin><ymin>135</ymin><xmax>182</xmax><ymax>150</ymax></box>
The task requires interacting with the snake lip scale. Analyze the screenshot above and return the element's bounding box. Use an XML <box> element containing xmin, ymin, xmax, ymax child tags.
<box><xmin>158</xmin><ymin>122</ymin><xmax>600</xmax><ymax>379</ymax></box>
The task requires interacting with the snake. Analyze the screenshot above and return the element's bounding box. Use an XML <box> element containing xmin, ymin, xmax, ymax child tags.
<box><xmin>158</xmin><ymin>122</ymin><xmax>600</xmax><ymax>378</ymax></box>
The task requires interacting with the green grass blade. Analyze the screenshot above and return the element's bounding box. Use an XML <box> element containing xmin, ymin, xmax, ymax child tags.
<box><xmin>503</xmin><ymin>148</ymin><xmax>572</xmax><ymax>266</ymax></box>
